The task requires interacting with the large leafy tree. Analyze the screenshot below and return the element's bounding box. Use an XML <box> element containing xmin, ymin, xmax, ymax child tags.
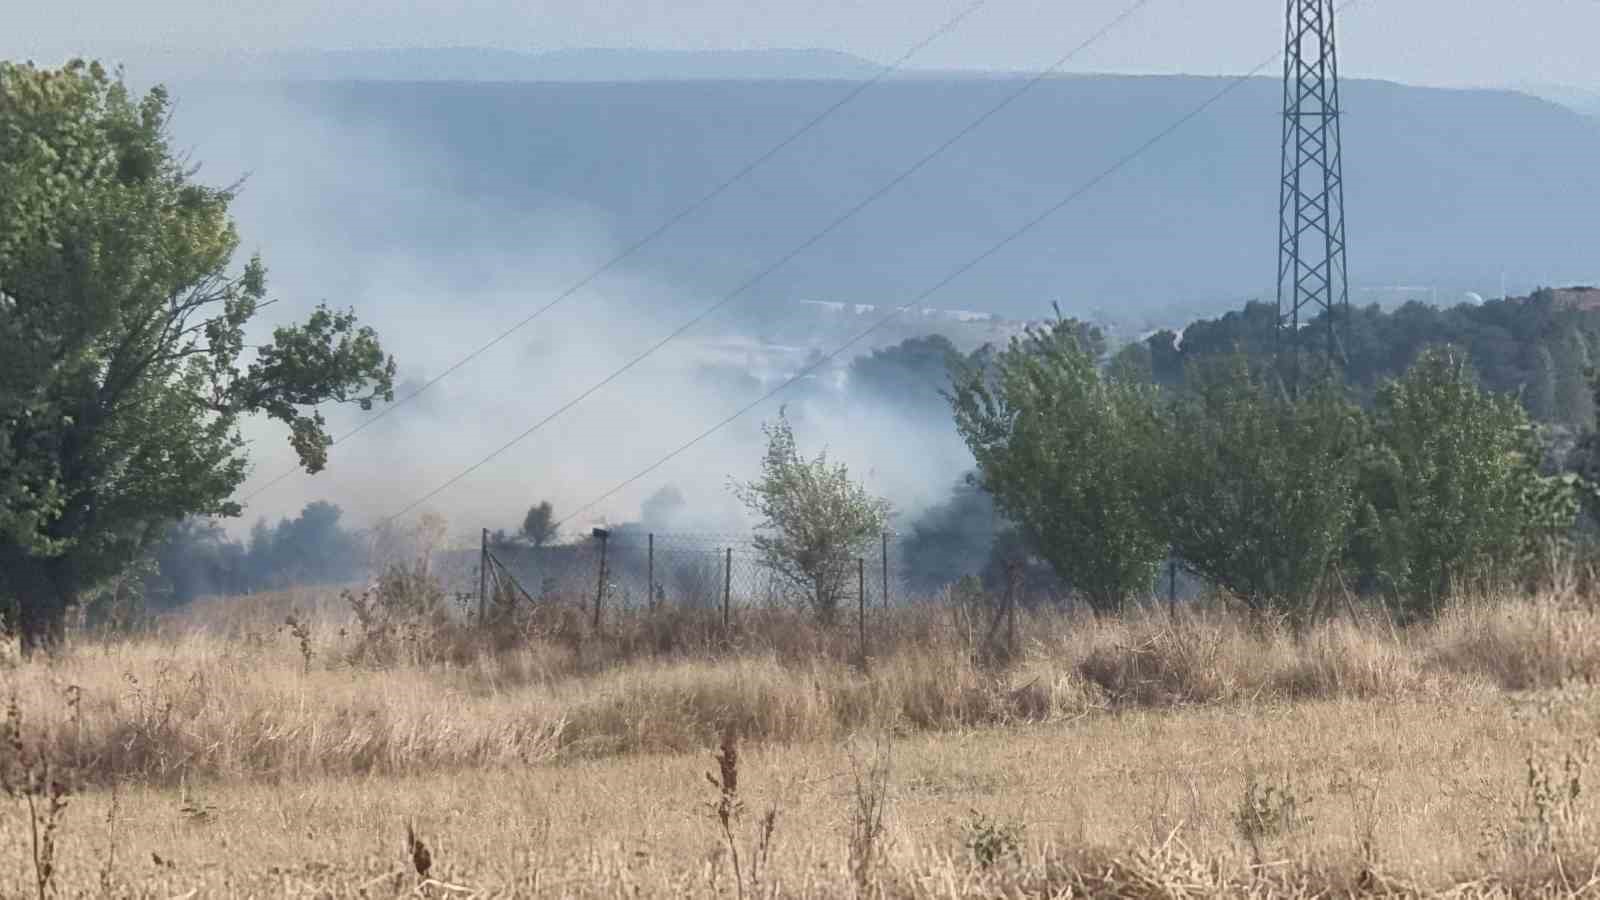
<box><xmin>731</xmin><ymin>410</ymin><xmax>891</xmax><ymax>623</ymax></box>
<box><xmin>1162</xmin><ymin>356</ymin><xmax>1366</xmax><ymax>617</ymax></box>
<box><xmin>0</xmin><ymin>61</ymin><xmax>395</xmax><ymax>652</ymax></box>
<box><xmin>949</xmin><ymin>315</ymin><xmax>1165</xmax><ymax>614</ymax></box>
<box><xmin>1352</xmin><ymin>347</ymin><xmax>1576</xmax><ymax>618</ymax></box>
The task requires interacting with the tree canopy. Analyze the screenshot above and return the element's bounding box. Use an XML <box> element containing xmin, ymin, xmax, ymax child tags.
<box><xmin>1146</xmin><ymin>294</ymin><xmax>1600</xmax><ymax>424</ymax></box>
<box><xmin>1161</xmin><ymin>357</ymin><xmax>1366</xmax><ymax>615</ymax></box>
<box><xmin>1350</xmin><ymin>347</ymin><xmax>1577</xmax><ymax>618</ymax></box>
<box><xmin>0</xmin><ymin>60</ymin><xmax>395</xmax><ymax>652</ymax></box>
<box><xmin>949</xmin><ymin>314</ymin><xmax>1165</xmax><ymax>614</ymax></box>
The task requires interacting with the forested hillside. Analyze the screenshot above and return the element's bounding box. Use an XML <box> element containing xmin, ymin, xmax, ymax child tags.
<box><xmin>164</xmin><ymin>75</ymin><xmax>1600</xmax><ymax>324</ymax></box>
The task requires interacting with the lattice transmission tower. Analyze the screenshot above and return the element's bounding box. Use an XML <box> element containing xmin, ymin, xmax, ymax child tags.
<box><xmin>1276</xmin><ymin>0</ymin><xmax>1349</xmax><ymax>384</ymax></box>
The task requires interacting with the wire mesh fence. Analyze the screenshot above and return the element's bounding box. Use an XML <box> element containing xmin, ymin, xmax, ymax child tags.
<box><xmin>464</xmin><ymin>529</ymin><xmax>910</xmax><ymax>624</ymax></box>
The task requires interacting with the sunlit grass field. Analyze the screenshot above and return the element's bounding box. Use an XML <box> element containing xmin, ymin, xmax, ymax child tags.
<box><xmin>6</xmin><ymin>586</ymin><xmax>1600</xmax><ymax>897</ymax></box>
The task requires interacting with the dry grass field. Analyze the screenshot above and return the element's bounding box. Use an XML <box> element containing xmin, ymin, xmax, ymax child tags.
<box><xmin>6</xmin><ymin>587</ymin><xmax>1600</xmax><ymax>897</ymax></box>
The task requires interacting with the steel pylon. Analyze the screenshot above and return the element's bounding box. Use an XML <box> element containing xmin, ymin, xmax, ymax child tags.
<box><xmin>1276</xmin><ymin>0</ymin><xmax>1349</xmax><ymax>385</ymax></box>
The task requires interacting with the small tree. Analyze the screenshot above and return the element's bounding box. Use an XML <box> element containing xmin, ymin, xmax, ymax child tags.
<box><xmin>731</xmin><ymin>411</ymin><xmax>890</xmax><ymax>623</ymax></box>
<box><xmin>949</xmin><ymin>314</ymin><xmax>1166</xmax><ymax>615</ymax></box>
<box><xmin>1355</xmin><ymin>346</ymin><xmax>1577</xmax><ymax>618</ymax></box>
<box><xmin>1162</xmin><ymin>356</ymin><xmax>1366</xmax><ymax>617</ymax></box>
<box><xmin>520</xmin><ymin>501</ymin><xmax>558</xmax><ymax>547</ymax></box>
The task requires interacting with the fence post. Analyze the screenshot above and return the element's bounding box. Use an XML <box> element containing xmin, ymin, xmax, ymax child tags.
<box><xmin>1168</xmin><ymin>557</ymin><xmax>1178</xmax><ymax>620</ymax></box>
<box><xmin>723</xmin><ymin>547</ymin><xmax>732</xmax><ymax>633</ymax></box>
<box><xmin>593</xmin><ymin>528</ymin><xmax>610</xmax><ymax>631</ymax></box>
<box><xmin>858</xmin><ymin>556</ymin><xmax>866</xmax><ymax>663</ymax></box>
<box><xmin>1006</xmin><ymin>559</ymin><xmax>1019</xmax><ymax>660</ymax></box>
<box><xmin>478</xmin><ymin>528</ymin><xmax>489</xmax><ymax>625</ymax></box>
<box><xmin>647</xmin><ymin>533</ymin><xmax>655</xmax><ymax>614</ymax></box>
<box><xmin>881</xmin><ymin>532</ymin><xmax>889</xmax><ymax>612</ymax></box>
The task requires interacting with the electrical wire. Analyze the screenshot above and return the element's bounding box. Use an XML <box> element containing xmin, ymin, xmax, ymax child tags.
<box><xmin>374</xmin><ymin>0</ymin><xmax>1164</xmax><ymax>526</ymax></box>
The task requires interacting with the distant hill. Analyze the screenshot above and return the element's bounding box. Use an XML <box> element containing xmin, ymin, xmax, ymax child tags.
<box><xmin>164</xmin><ymin>74</ymin><xmax>1600</xmax><ymax>324</ymax></box>
<box><xmin>1513</xmin><ymin>83</ymin><xmax>1600</xmax><ymax>119</ymax></box>
<box><xmin>99</xmin><ymin>46</ymin><xmax>885</xmax><ymax>83</ymax></box>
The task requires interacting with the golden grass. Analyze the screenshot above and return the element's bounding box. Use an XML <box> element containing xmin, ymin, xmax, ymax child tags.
<box><xmin>6</xmin><ymin>588</ymin><xmax>1600</xmax><ymax>895</ymax></box>
<box><xmin>8</xmin><ymin>590</ymin><xmax>1600</xmax><ymax>785</ymax></box>
<box><xmin>5</xmin><ymin>691</ymin><xmax>1599</xmax><ymax>896</ymax></box>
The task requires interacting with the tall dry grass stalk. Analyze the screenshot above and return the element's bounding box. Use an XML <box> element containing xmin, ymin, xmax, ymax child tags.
<box><xmin>4</xmin><ymin>588</ymin><xmax>1600</xmax><ymax>787</ymax></box>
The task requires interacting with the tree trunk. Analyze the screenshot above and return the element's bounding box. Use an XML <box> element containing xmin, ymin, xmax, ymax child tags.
<box><xmin>13</xmin><ymin>562</ymin><xmax>71</xmax><ymax>657</ymax></box>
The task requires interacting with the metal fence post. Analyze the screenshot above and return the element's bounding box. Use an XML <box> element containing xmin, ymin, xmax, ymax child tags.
<box><xmin>881</xmin><ymin>531</ymin><xmax>889</xmax><ymax>611</ymax></box>
<box><xmin>1006</xmin><ymin>560</ymin><xmax>1018</xmax><ymax>659</ymax></box>
<box><xmin>858</xmin><ymin>556</ymin><xmax>866</xmax><ymax>662</ymax></box>
<box><xmin>478</xmin><ymin>528</ymin><xmax>489</xmax><ymax>625</ymax></box>
<box><xmin>648</xmin><ymin>533</ymin><xmax>655</xmax><ymax>614</ymax></box>
<box><xmin>593</xmin><ymin>528</ymin><xmax>609</xmax><ymax>631</ymax></box>
<box><xmin>1168</xmin><ymin>557</ymin><xmax>1178</xmax><ymax>620</ymax></box>
<box><xmin>723</xmin><ymin>547</ymin><xmax>732</xmax><ymax>633</ymax></box>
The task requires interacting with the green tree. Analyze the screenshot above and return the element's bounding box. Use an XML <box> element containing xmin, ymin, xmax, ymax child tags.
<box><xmin>0</xmin><ymin>61</ymin><xmax>395</xmax><ymax>653</ymax></box>
<box><xmin>1553</xmin><ymin>329</ymin><xmax>1593</xmax><ymax>425</ymax></box>
<box><xmin>731</xmin><ymin>410</ymin><xmax>891</xmax><ymax>622</ymax></box>
<box><xmin>1355</xmin><ymin>347</ymin><xmax>1576</xmax><ymax>618</ymax></box>
<box><xmin>1528</xmin><ymin>345</ymin><xmax>1557</xmax><ymax>422</ymax></box>
<box><xmin>1162</xmin><ymin>356</ymin><xmax>1366</xmax><ymax>617</ymax></box>
<box><xmin>1106</xmin><ymin>340</ymin><xmax>1154</xmax><ymax>386</ymax></box>
<box><xmin>949</xmin><ymin>315</ymin><xmax>1165</xmax><ymax>614</ymax></box>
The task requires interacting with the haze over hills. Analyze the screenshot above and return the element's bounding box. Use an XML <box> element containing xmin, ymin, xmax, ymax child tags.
<box><xmin>89</xmin><ymin>46</ymin><xmax>890</xmax><ymax>83</ymax></box>
<box><xmin>167</xmin><ymin>71</ymin><xmax>1600</xmax><ymax>326</ymax></box>
<box><xmin>1528</xmin><ymin>87</ymin><xmax>1600</xmax><ymax>119</ymax></box>
<box><xmin>114</xmin><ymin>56</ymin><xmax>1600</xmax><ymax>529</ymax></box>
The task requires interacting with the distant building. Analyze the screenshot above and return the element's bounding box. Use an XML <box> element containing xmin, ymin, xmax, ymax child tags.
<box><xmin>1550</xmin><ymin>286</ymin><xmax>1600</xmax><ymax>311</ymax></box>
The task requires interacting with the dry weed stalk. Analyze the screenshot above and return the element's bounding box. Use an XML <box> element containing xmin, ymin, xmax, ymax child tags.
<box><xmin>1</xmin><ymin>694</ymin><xmax>76</xmax><ymax>900</ymax></box>
<box><xmin>705</xmin><ymin>724</ymin><xmax>746</xmax><ymax>899</ymax></box>
<box><xmin>700</xmin><ymin>720</ymin><xmax>780</xmax><ymax>896</ymax></box>
<box><xmin>98</xmin><ymin>780</ymin><xmax>121</xmax><ymax>895</ymax></box>
<box><xmin>847</xmin><ymin>731</ymin><xmax>893</xmax><ymax>896</ymax></box>
<box><xmin>702</xmin><ymin>724</ymin><xmax>780</xmax><ymax>900</ymax></box>
<box><xmin>1233</xmin><ymin>769</ymin><xmax>1312</xmax><ymax>864</ymax></box>
<box><xmin>282</xmin><ymin>614</ymin><xmax>313</xmax><ymax>672</ymax></box>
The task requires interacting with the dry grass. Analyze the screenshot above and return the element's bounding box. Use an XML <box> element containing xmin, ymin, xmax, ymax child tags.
<box><xmin>5</xmin><ymin>587</ymin><xmax>1600</xmax><ymax>895</ymax></box>
<box><xmin>7</xmin><ymin>590</ymin><xmax>1600</xmax><ymax>786</ymax></box>
<box><xmin>4</xmin><ymin>690</ymin><xmax>1600</xmax><ymax>896</ymax></box>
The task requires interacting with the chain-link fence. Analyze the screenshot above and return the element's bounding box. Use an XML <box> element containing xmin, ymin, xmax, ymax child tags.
<box><xmin>459</xmin><ymin>529</ymin><xmax>911</xmax><ymax>623</ymax></box>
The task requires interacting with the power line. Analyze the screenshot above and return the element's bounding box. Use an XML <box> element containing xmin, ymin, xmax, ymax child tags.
<box><xmin>549</xmin><ymin>3</ymin><xmax>1367</xmax><ymax>531</ymax></box>
<box><xmin>374</xmin><ymin>0</ymin><xmax>1162</xmax><ymax>527</ymax></box>
<box><xmin>237</xmin><ymin>0</ymin><xmax>991</xmax><ymax>505</ymax></box>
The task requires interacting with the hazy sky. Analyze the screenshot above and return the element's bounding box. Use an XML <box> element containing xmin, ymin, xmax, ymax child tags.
<box><xmin>6</xmin><ymin>0</ymin><xmax>1600</xmax><ymax>90</ymax></box>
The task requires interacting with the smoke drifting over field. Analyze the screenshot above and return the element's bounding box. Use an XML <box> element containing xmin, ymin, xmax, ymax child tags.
<box><xmin>169</xmin><ymin>83</ymin><xmax>978</xmax><ymax>543</ymax></box>
<box><xmin>154</xmin><ymin>66</ymin><xmax>1600</xmax><ymax>549</ymax></box>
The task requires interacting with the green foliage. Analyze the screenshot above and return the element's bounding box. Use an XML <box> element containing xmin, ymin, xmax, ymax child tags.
<box><xmin>949</xmin><ymin>314</ymin><xmax>1165</xmax><ymax>614</ymax></box>
<box><xmin>0</xmin><ymin>60</ymin><xmax>395</xmax><ymax>652</ymax></box>
<box><xmin>1352</xmin><ymin>347</ymin><xmax>1577</xmax><ymax>618</ymax></box>
<box><xmin>1553</xmin><ymin>330</ymin><xmax>1593</xmax><ymax>425</ymax></box>
<box><xmin>1162</xmin><ymin>357</ymin><xmax>1366</xmax><ymax>615</ymax></box>
<box><xmin>731</xmin><ymin>411</ymin><xmax>891</xmax><ymax>622</ymax></box>
<box><xmin>1529</xmin><ymin>345</ymin><xmax>1557</xmax><ymax>424</ymax></box>
<box><xmin>1106</xmin><ymin>340</ymin><xmax>1154</xmax><ymax>386</ymax></box>
<box><xmin>1154</xmin><ymin>295</ymin><xmax>1600</xmax><ymax>423</ymax></box>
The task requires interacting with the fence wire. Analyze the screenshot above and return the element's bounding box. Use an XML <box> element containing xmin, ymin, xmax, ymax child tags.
<box><xmin>459</xmin><ymin>530</ymin><xmax>911</xmax><ymax>620</ymax></box>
